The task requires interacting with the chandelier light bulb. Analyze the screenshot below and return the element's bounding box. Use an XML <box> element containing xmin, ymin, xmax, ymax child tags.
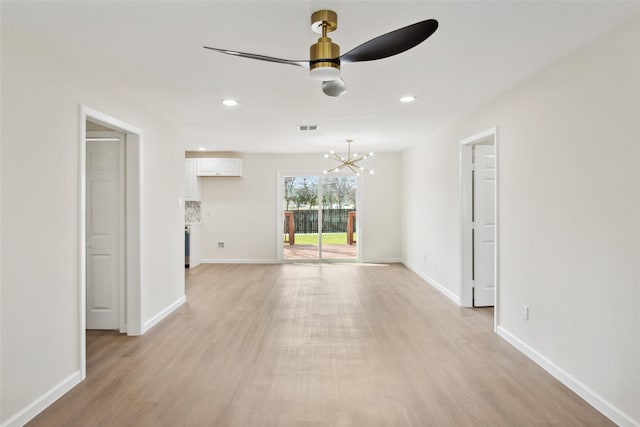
<box><xmin>324</xmin><ymin>154</ymin><xmax>329</xmax><ymax>158</ymax></box>
<box><xmin>369</xmin><ymin>152</ymin><xmax>375</xmax><ymax>156</ymax></box>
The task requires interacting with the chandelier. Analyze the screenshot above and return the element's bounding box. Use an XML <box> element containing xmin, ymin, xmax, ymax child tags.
<box><xmin>323</xmin><ymin>139</ymin><xmax>374</xmax><ymax>176</ymax></box>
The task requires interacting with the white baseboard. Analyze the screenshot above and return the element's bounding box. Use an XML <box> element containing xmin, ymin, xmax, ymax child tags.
<box><xmin>497</xmin><ymin>326</ymin><xmax>638</xmax><ymax>427</ymax></box>
<box><xmin>199</xmin><ymin>258</ymin><xmax>403</xmax><ymax>265</ymax></box>
<box><xmin>401</xmin><ymin>260</ymin><xmax>460</xmax><ymax>305</ymax></box>
<box><xmin>200</xmin><ymin>258</ymin><xmax>278</xmax><ymax>264</ymax></box>
<box><xmin>1</xmin><ymin>371</ymin><xmax>81</xmax><ymax>427</ymax></box>
<box><xmin>143</xmin><ymin>294</ymin><xmax>186</xmax><ymax>333</ymax></box>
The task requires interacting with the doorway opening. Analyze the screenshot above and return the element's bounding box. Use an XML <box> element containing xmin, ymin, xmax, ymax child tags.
<box><xmin>79</xmin><ymin>106</ymin><xmax>143</xmax><ymax>380</ymax></box>
<box><xmin>86</xmin><ymin>129</ymin><xmax>125</xmax><ymax>332</ymax></box>
<box><xmin>460</xmin><ymin>127</ymin><xmax>498</xmax><ymax>328</ymax></box>
<box><xmin>278</xmin><ymin>173</ymin><xmax>359</xmax><ymax>261</ymax></box>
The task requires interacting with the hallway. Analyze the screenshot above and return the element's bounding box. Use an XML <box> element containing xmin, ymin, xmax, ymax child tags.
<box><xmin>29</xmin><ymin>263</ymin><xmax>610</xmax><ymax>426</ymax></box>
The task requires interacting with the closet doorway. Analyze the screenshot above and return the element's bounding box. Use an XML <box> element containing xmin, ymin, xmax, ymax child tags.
<box><xmin>460</xmin><ymin>127</ymin><xmax>499</xmax><ymax>328</ymax></box>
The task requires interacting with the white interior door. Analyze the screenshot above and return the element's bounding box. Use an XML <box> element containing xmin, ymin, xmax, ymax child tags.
<box><xmin>86</xmin><ymin>135</ymin><xmax>124</xmax><ymax>329</ymax></box>
<box><xmin>473</xmin><ymin>144</ymin><xmax>496</xmax><ymax>307</ymax></box>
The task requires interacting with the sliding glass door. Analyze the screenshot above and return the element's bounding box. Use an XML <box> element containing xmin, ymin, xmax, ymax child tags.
<box><xmin>282</xmin><ymin>175</ymin><xmax>358</xmax><ymax>261</ymax></box>
<box><xmin>283</xmin><ymin>176</ymin><xmax>320</xmax><ymax>260</ymax></box>
<box><xmin>320</xmin><ymin>176</ymin><xmax>357</xmax><ymax>259</ymax></box>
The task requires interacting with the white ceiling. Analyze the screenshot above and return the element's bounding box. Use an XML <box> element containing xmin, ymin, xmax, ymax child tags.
<box><xmin>4</xmin><ymin>1</ymin><xmax>640</xmax><ymax>153</ymax></box>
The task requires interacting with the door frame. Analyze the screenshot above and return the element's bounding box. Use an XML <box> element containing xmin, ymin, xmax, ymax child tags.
<box><xmin>276</xmin><ymin>170</ymin><xmax>361</xmax><ymax>262</ymax></box>
<box><xmin>459</xmin><ymin>127</ymin><xmax>499</xmax><ymax>328</ymax></box>
<box><xmin>79</xmin><ymin>105</ymin><xmax>143</xmax><ymax>380</ymax></box>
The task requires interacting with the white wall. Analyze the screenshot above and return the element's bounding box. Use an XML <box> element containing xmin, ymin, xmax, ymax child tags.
<box><xmin>197</xmin><ymin>152</ymin><xmax>402</xmax><ymax>263</ymax></box>
<box><xmin>402</xmin><ymin>14</ymin><xmax>640</xmax><ymax>424</ymax></box>
<box><xmin>1</xmin><ymin>18</ymin><xmax>186</xmax><ymax>424</ymax></box>
<box><xmin>401</xmin><ymin>129</ymin><xmax>460</xmax><ymax>297</ymax></box>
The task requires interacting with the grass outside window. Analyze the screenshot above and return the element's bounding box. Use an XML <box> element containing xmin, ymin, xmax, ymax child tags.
<box><xmin>284</xmin><ymin>233</ymin><xmax>357</xmax><ymax>245</ymax></box>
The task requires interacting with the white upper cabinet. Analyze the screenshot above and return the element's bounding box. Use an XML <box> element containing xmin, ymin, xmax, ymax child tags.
<box><xmin>218</xmin><ymin>158</ymin><xmax>242</xmax><ymax>176</ymax></box>
<box><xmin>196</xmin><ymin>158</ymin><xmax>218</xmax><ymax>176</ymax></box>
<box><xmin>196</xmin><ymin>158</ymin><xmax>242</xmax><ymax>177</ymax></box>
<box><xmin>184</xmin><ymin>159</ymin><xmax>201</xmax><ymax>200</ymax></box>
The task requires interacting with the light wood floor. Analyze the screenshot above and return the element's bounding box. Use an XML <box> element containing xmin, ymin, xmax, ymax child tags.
<box><xmin>283</xmin><ymin>244</ymin><xmax>357</xmax><ymax>260</ymax></box>
<box><xmin>29</xmin><ymin>263</ymin><xmax>611</xmax><ymax>426</ymax></box>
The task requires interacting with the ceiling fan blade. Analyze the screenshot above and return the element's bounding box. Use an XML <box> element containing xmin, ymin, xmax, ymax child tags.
<box><xmin>339</xmin><ymin>19</ymin><xmax>438</xmax><ymax>63</ymax></box>
<box><xmin>322</xmin><ymin>78</ymin><xmax>347</xmax><ymax>97</ymax></box>
<box><xmin>203</xmin><ymin>46</ymin><xmax>308</xmax><ymax>68</ymax></box>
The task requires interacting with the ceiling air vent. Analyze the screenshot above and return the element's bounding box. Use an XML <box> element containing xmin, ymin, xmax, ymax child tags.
<box><xmin>298</xmin><ymin>125</ymin><xmax>319</xmax><ymax>131</ymax></box>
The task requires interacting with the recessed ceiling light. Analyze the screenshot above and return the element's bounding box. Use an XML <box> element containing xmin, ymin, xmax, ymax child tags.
<box><xmin>222</xmin><ymin>99</ymin><xmax>238</xmax><ymax>107</ymax></box>
<box><xmin>400</xmin><ymin>95</ymin><xmax>417</xmax><ymax>103</ymax></box>
<box><xmin>197</xmin><ymin>147</ymin><xmax>206</xmax><ymax>151</ymax></box>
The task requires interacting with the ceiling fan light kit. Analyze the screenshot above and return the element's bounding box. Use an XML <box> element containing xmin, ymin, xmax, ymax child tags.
<box><xmin>321</xmin><ymin>78</ymin><xmax>347</xmax><ymax>97</ymax></box>
<box><xmin>203</xmin><ymin>10</ymin><xmax>438</xmax><ymax>97</ymax></box>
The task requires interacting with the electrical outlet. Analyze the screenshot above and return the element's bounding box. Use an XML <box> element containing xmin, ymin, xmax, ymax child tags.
<box><xmin>218</xmin><ymin>242</ymin><xmax>224</xmax><ymax>249</ymax></box>
<box><xmin>522</xmin><ymin>305</ymin><xmax>529</xmax><ymax>321</ymax></box>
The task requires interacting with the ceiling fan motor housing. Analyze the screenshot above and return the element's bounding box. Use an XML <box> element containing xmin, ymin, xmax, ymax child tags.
<box><xmin>310</xmin><ymin>10</ymin><xmax>340</xmax><ymax>81</ymax></box>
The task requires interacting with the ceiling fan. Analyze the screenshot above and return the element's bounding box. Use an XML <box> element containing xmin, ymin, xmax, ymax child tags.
<box><xmin>204</xmin><ymin>10</ymin><xmax>438</xmax><ymax>97</ymax></box>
